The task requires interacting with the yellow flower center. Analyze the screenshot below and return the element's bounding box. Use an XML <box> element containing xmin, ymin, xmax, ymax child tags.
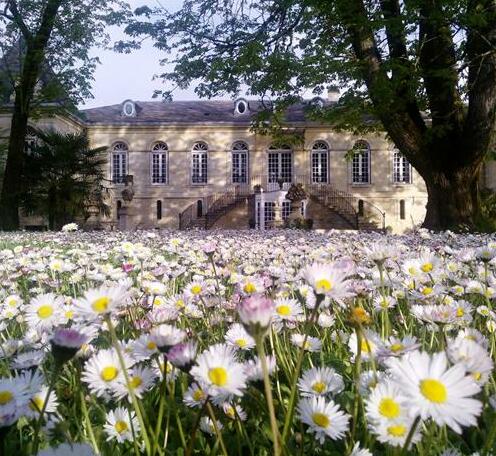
<box><xmin>408</xmin><ymin>266</ymin><xmax>418</xmax><ymax>276</ymax></box>
<box><xmin>7</xmin><ymin>299</ymin><xmax>17</xmax><ymax>307</ymax></box>
<box><xmin>312</xmin><ymin>412</ymin><xmax>330</xmax><ymax>428</ymax></box>
<box><xmin>130</xmin><ymin>376</ymin><xmax>142</xmax><ymax>389</ymax></box>
<box><xmin>0</xmin><ymin>391</ymin><xmax>13</xmax><ymax>405</ymax></box>
<box><xmin>101</xmin><ymin>366</ymin><xmax>118</xmax><ymax>382</ymax></box>
<box><xmin>421</xmin><ymin>287</ymin><xmax>433</xmax><ymax>296</ymax></box>
<box><xmin>276</xmin><ymin>305</ymin><xmax>291</xmax><ymax>316</ymax></box>
<box><xmin>175</xmin><ymin>299</ymin><xmax>185</xmax><ymax>309</ymax></box>
<box><xmin>380</xmin><ymin>299</ymin><xmax>389</xmax><ymax>308</ymax></box>
<box><xmin>235</xmin><ymin>339</ymin><xmax>247</xmax><ymax>348</ymax></box>
<box><xmin>472</xmin><ymin>372</ymin><xmax>482</xmax><ymax>381</ymax></box>
<box><xmin>311</xmin><ymin>381</ymin><xmax>326</xmax><ymax>394</ymax></box>
<box><xmin>92</xmin><ymin>296</ymin><xmax>110</xmax><ymax>313</ymax></box>
<box><xmin>193</xmin><ymin>389</ymin><xmax>205</xmax><ymax>401</ymax></box>
<box><xmin>387</xmin><ymin>424</ymin><xmax>406</xmax><ymax>437</ymax></box>
<box><xmin>421</xmin><ymin>263</ymin><xmax>433</xmax><ymax>273</ymax></box>
<box><xmin>146</xmin><ymin>341</ymin><xmax>157</xmax><ymax>350</ymax></box>
<box><xmin>390</xmin><ymin>343</ymin><xmax>404</xmax><ymax>353</ymax></box>
<box><xmin>456</xmin><ymin>308</ymin><xmax>464</xmax><ymax>317</ymax></box>
<box><xmin>208</xmin><ymin>367</ymin><xmax>228</xmax><ymax>386</ymax></box>
<box><xmin>191</xmin><ymin>285</ymin><xmax>202</xmax><ymax>295</ymax></box>
<box><xmin>315</xmin><ymin>279</ymin><xmax>332</xmax><ymax>293</ymax></box>
<box><xmin>30</xmin><ymin>395</ymin><xmax>44</xmax><ymax>412</ymax></box>
<box><xmin>225</xmin><ymin>406</ymin><xmax>236</xmax><ymax>418</ymax></box>
<box><xmin>65</xmin><ymin>310</ymin><xmax>74</xmax><ymax>319</ymax></box>
<box><xmin>361</xmin><ymin>339</ymin><xmax>374</xmax><ymax>353</ymax></box>
<box><xmin>420</xmin><ymin>379</ymin><xmax>447</xmax><ymax>403</ymax></box>
<box><xmin>37</xmin><ymin>305</ymin><xmax>53</xmax><ymax>319</ymax></box>
<box><xmin>378</xmin><ymin>397</ymin><xmax>400</xmax><ymax>419</ymax></box>
<box><xmin>115</xmin><ymin>420</ymin><xmax>128</xmax><ymax>434</ymax></box>
<box><xmin>352</xmin><ymin>307</ymin><xmax>370</xmax><ymax>324</ymax></box>
<box><xmin>243</xmin><ymin>283</ymin><xmax>256</xmax><ymax>294</ymax></box>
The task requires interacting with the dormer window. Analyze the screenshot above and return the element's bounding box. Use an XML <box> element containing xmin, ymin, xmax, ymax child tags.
<box><xmin>234</xmin><ymin>99</ymin><xmax>248</xmax><ymax>115</ymax></box>
<box><xmin>122</xmin><ymin>100</ymin><xmax>136</xmax><ymax>117</ymax></box>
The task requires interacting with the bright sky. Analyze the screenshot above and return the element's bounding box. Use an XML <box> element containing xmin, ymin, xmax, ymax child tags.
<box><xmin>81</xmin><ymin>0</ymin><xmax>216</xmax><ymax>108</ymax></box>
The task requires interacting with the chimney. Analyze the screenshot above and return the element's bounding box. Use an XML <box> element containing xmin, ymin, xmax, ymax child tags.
<box><xmin>327</xmin><ymin>85</ymin><xmax>340</xmax><ymax>102</ymax></box>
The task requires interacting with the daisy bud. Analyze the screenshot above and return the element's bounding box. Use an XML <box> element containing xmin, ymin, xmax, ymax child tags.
<box><xmin>167</xmin><ymin>341</ymin><xmax>198</xmax><ymax>372</ymax></box>
<box><xmin>51</xmin><ymin>327</ymin><xmax>89</xmax><ymax>364</ymax></box>
<box><xmin>149</xmin><ymin>324</ymin><xmax>186</xmax><ymax>353</ymax></box>
<box><xmin>202</xmin><ymin>242</ymin><xmax>217</xmax><ymax>256</ymax></box>
<box><xmin>237</xmin><ymin>295</ymin><xmax>275</xmax><ymax>337</ymax></box>
<box><xmin>349</xmin><ymin>307</ymin><xmax>371</xmax><ymax>326</ymax></box>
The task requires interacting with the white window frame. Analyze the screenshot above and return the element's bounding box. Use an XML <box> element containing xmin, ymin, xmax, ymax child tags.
<box><xmin>311</xmin><ymin>141</ymin><xmax>329</xmax><ymax>184</ymax></box>
<box><xmin>151</xmin><ymin>142</ymin><xmax>168</xmax><ymax>185</ymax></box>
<box><xmin>231</xmin><ymin>141</ymin><xmax>249</xmax><ymax>184</ymax></box>
<box><xmin>351</xmin><ymin>140</ymin><xmax>371</xmax><ymax>185</ymax></box>
<box><xmin>111</xmin><ymin>142</ymin><xmax>128</xmax><ymax>185</ymax></box>
<box><xmin>191</xmin><ymin>141</ymin><xmax>208</xmax><ymax>185</ymax></box>
<box><xmin>392</xmin><ymin>151</ymin><xmax>412</xmax><ymax>184</ymax></box>
<box><xmin>267</xmin><ymin>145</ymin><xmax>293</xmax><ymax>184</ymax></box>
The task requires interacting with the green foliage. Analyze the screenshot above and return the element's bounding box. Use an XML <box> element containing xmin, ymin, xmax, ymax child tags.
<box><xmin>19</xmin><ymin>129</ymin><xmax>110</xmax><ymax>229</ymax></box>
<box><xmin>0</xmin><ymin>0</ymin><xmax>132</xmax><ymax>107</ymax></box>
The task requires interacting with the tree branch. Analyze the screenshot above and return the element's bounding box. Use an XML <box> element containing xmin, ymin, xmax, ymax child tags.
<box><xmin>6</xmin><ymin>0</ymin><xmax>32</xmax><ymax>40</ymax></box>
<box><xmin>418</xmin><ymin>0</ymin><xmax>463</xmax><ymax>130</ymax></box>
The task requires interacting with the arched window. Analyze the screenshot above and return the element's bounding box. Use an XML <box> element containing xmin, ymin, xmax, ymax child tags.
<box><xmin>393</xmin><ymin>151</ymin><xmax>412</xmax><ymax>184</ymax></box>
<box><xmin>234</xmin><ymin>99</ymin><xmax>249</xmax><ymax>114</ymax></box>
<box><xmin>111</xmin><ymin>142</ymin><xmax>128</xmax><ymax>184</ymax></box>
<box><xmin>268</xmin><ymin>144</ymin><xmax>292</xmax><ymax>183</ymax></box>
<box><xmin>151</xmin><ymin>142</ymin><xmax>168</xmax><ymax>184</ymax></box>
<box><xmin>311</xmin><ymin>141</ymin><xmax>329</xmax><ymax>183</ymax></box>
<box><xmin>231</xmin><ymin>141</ymin><xmax>249</xmax><ymax>183</ymax></box>
<box><xmin>400</xmin><ymin>199</ymin><xmax>406</xmax><ymax>220</ymax></box>
<box><xmin>156</xmin><ymin>200</ymin><xmax>162</xmax><ymax>220</ymax></box>
<box><xmin>351</xmin><ymin>140</ymin><xmax>370</xmax><ymax>184</ymax></box>
<box><xmin>191</xmin><ymin>142</ymin><xmax>208</xmax><ymax>184</ymax></box>
<box><xmin>197</xmin><ymin>200</ymin><xmax>203</xmax><ymax>218</ymax></box>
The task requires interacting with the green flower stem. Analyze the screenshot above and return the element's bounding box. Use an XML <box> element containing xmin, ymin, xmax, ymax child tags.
<box><xmin>152</xmin><ymin>356</ymin><xmax>168</xmax><ymax>455</ymax></box>
<box><xmin>255</xmin><ymin>335</ymin><xmax>280</xmax><ymax>456</ymax></box>
<box><xmin>105</xmin><ymin>316</ymin><xmax>152</xmax><ymax>456</ymax></box>
<box><xmin>32</xmin><ymin>361</ymin><xmax>60</xmax><ymax>454</ymax></box>
<box><xmin>79</xmin><ymin>389</ymin><xmax>100</xmax><ymax>455</ymax></box>
<box><xmin>483</xmin><ymin>412</ymin><xmax>496</xmax><ymax>455</ymax></box>
<box><xmin>281</xmin><ymin>298</ymin><xmax>322</xmax><ymax>444</ymax></box>
<box><xmin>401</xmin><ymin>416</ymin><xmax>420</xmax><ymax>456</ymax></box>
<box><xmin>206</xmin><ymin>400</ymin><xmax>228</xmax><ymax>456</ymax></box>
<box><xmin>185</xmin><ymin>398</ymin><xmax>208</xmax><ymax>456</ymax></box>
<box><xmin>351</xmin><ymin>326</ymin><xmax>362</xmax><ymax>445</ymax></box>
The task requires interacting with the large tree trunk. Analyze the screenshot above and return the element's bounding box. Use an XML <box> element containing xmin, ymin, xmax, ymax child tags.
<box><xmin>0</xmin><ymin>0</ymin><xmax>64</xmax><ymax>230</ymax></box>
<box><xmin>0</xmin><ymin>97</ymin><xmax>28</xmax><ymax>230</ymax></box>
<box><xmin>421</xmin><ymin>165</ymin><xmax>481</xmax><ymax>230</ymax></box>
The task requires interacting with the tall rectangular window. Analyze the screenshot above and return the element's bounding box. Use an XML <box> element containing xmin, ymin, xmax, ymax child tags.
<box><xmin>264</xmin><ymin>202</ymin><xmax>275</xmax><ymax>227</ymax></box>
<box><xmin>311</xmin><ymin>142</ymin><xmax>329</xmax><ymax>183</ymax></box>
<box><xmin>351</xmin><ymin>141</ymin><xmax>370</xmax><ymax>184</ymax></box>
<box><xmin>152</xmin><ymin>143</ymin><xmax>168</xmax><ymax>184</ymax></box>
<box><xmin>111</xmin><ymin>142</ymin><xmax>128</xmax><ymax>184</ymax></box>
<box><xmin>232</xmin><ymin>141</ymin><xmax>248</xmax><ymax>183</ymax></box>
<box><xmin>393</xmin><ymin>152</ymin><xmax>411</xmax><ymax>184</ymax></box>
<box><xmin>112</xmin><ymin>153</ymin><xmax>127</xmax><ymax>183</ymax></box>
<box><xmin>282</xmin><ymin>201</ymin><xmax>291</xmax><ymax>220</ymax></box>
<box><xmin>192</xmin><ymin>142</ymin><xmax>208</xmax><ymax>184</ymax></box>
<box><xmin>268</xmin><ymin>149</ymin><xmax>292</xmax><ymax>183</ymax></box>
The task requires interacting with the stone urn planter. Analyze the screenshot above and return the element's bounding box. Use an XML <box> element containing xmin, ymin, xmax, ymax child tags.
<box><xmin>285</xmin><ymin>183</ymin><xmax>307</xmax><ymax>224</ymax></box>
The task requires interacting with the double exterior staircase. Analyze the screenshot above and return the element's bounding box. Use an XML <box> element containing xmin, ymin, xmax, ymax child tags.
<box><xmin>179</xmin><ymin>186</ymin><xmax>248</xmax><ymax>230</ymax></box>
<box><xmin>178</xmin><ymin>180</ymin><xmax>385</xmax><ymax>231</ymax></box>
<box><xmin>305</xmin><ymin>183</ymin><xmax>384</xmax><ymax>231</ymax></box>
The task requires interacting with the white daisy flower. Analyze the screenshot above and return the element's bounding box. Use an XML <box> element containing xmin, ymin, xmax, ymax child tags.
<box><xmin>365</xmin><ymin>380</ymin><xmax>408</xmax><ymax>425</ymax></box>
<box><xmin>273</xmin><ymin>298</ymin><xmax>303</xmax><ymax>322</ymax></box>
<box><xmin>244</xmin><ymin>355</ymin><xmax>277</xmax><ymax>382</ymax></box>
<box><xmin>297</xmin><ymin>396</ymin><xmax>350</xmax><ymax>443</ymax></box>
<box><xmin>190</xmin><ymin>344</ymin><xmax>247</xmax><ymax>400</ymax></box>
<box><xmin>114</xmin><ymin>365</ymin><xmax>156</xmax><ymax>401</ymax></box>
<box><xmin>222</xmin><ymin>402</ymin><xmax>247</xmax><ymax>421</ymax></box>
<box><xmin>183</xmin><ymin>384</ymin><xmax>207</xmax><ymax>408</ymax></box>
<box><xmin>149</xmin><ymin>324</ymin><xmax>186</xmax><ymax>352</ymax></box>
<box><xmin>199</xmin><ymin>416</ymin><xmax>223</xmax><ymax>435</ymax></box>
<box><xmin>37</xmin><ymin>442</ymin><xmax>95</xmax><ymax>456</ymax></box>
<box><xmin>82</xmin><ymin>348</ymin><xmax>132</xmax><ymax>398</ymax></box>
<box><xmin>373</xmin><ymin>418</ymin><xmax>422</xmax><ymax>448</ymax></box>
<box><xmin>301</xmin><ymin>262</ymin><xmax>351</xmax><ymax>301</ymax></box>
<box><xmin>26</xmin><ymin>385</ymin><xmax>59</xmax><ymax>419</ymax></box>
<box><xmin>24</xmin><ymin>293</ymin><xmax>65</xmax><ymax>330</ymax></box>
<box><xmin>74</xmin><ymin>285</ymin><xmax>130</xmax><ymax>320</ymax></box>
<box><xmin>348</xmin><ymin>330</ymin><xmax>382</xmax><ymax>362</ymax></box>
<box><xmin>298</xmin><ymin>366</ymin><xmax>344</xmax><ymax>397</ymax></box>
<box><xmin>103</xmin><ymin>406</ymin><xmax>140</xmax><ymax>443</ymax></box>
<box><xmin>291</xmin><ymin>334</ymin><xmax>322</xmax><ymax>352</ymax></box>
<box><xmin>389</xmin><ymin>351</ymin><xmax>482</xmax><ymax>433</ymax></box>
<box><xmin>225</xmin><ymin>323</ymin><xmax>255</xmax><ymax>350</ymax></box>
<box><xmin>447</xmin><ymin>339</ymin><xmax>493</xmax><ymax>385</ymax></box>
<box><xmin>350</xmin><ymin>442</ymin><xmax>373</xmax><ymax>456</ymax></box>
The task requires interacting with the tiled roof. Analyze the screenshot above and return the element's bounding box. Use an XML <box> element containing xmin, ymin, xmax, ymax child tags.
<box><xmin>79</xmin><ymin>99</ymin><xmax>331</xmax><ymax>125</ymax></box>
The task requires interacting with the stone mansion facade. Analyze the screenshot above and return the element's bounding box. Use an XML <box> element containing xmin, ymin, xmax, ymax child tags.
<box><xmin>2</xmin><ymin>94</ymin><xmax>496</xmax><ymax>232</ymax></box>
